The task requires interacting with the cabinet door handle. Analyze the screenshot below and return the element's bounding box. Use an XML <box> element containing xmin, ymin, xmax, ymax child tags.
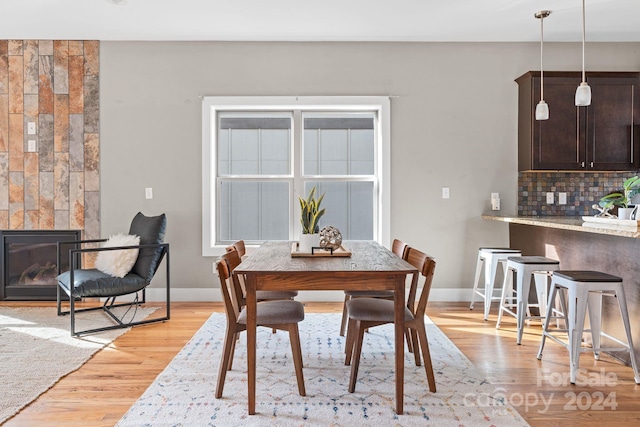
<box><xmin>581</xmin><ymin>161</ymin><xmax>585</xmax><ymax>168</ymax></box>
<box><xmin>576</xmin><ymin>108</ymin><xmax>581</xmax><ymax>163</ymax></box>
<box><xmin>632</xmin><ymin>86</ymin><xmax>635</xmax><ymax>164</ymax></box>
<box><xmin>590</xmin><ymin>161</ymin><xmax>594</xmax><ymax>168</ymax></box>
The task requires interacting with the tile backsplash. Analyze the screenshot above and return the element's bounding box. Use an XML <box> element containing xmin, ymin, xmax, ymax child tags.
<box><xmin>518</xmin><ymin>171</ymin><xmax>639</xmax><ymax>216</ymax></box>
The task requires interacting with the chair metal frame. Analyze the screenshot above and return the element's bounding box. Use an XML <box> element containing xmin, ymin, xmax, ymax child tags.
<box><xmin>56</xmin><ymin>239</ymin><xmax>170</xmax><ymax>336</ymax></box>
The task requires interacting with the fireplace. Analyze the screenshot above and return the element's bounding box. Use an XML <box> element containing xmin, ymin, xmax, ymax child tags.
<box><xmin>0</xmin><ymin>230</ymin><xmax>81</xmax><ymax>301</ymax></box>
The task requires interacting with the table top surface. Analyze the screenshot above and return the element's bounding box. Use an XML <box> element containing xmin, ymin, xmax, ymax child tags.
<box><xmin>235</xmin><ymin>240</ymin><xmax>417</xmax><ymax>274</ymax></box>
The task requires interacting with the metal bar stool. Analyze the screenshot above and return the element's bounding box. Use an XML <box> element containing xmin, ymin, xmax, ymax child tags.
<box><xmin>496</xmin><ymin>256</ymin><xmax>560</xmax><ymax>344</ymax></box>
<box><xmin>537</xmin><ymin>270</ymin><xmax>640</xmax><ymax>384</ymax></box>
<box><xmin>470</xmin><ymin>247</ymin><xmax>522</xmax><ymax>321</ymax></box>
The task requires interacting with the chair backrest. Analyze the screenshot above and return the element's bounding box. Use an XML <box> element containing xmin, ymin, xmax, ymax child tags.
<box><xmin>216</xmin><ymin>249</ymin><xmax>245</xmax><ymax>324</ymax></box>
<box><xmin>391</xmin><ymin>239</ymin><xmax>409</xmax><ymax>259</ymax></box>
<box><xmin>404</xmin><ymin>247</ymin><xmax>436</xmax><ymax>319</ymax></box>
<box><xmin>128</xmin><ymin>212</ymin><xmax>167</xmax><ymax>282</ymax></box>
<box><xmin>226</xmin><ymin>240</ymin><xmax>246</xmax><ymax>258</ymax></box>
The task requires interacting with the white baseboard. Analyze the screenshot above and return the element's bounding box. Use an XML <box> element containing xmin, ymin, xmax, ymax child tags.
<box><xmin>145</xmin><ymin>287</ymin><xmax>472</xmax><ymax>303</ymax></box>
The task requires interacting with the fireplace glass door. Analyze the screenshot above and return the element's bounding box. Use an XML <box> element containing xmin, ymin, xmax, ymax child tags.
<box><xmin>0</xmin><ymin>230</ymin><xmax>81</xmax><ymax>300</ymax></box>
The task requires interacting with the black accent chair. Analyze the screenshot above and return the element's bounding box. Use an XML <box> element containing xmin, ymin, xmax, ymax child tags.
<box><xmin>56</xmin><ymin>212</ymin><xmax>170</xmax><ymax>336</ymax></box>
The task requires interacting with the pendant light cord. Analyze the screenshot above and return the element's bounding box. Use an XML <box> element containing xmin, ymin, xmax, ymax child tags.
<box><xmin>540</xmin><ymin>15</ymin><xmax>544</xmax><ymax>100</ymax></box>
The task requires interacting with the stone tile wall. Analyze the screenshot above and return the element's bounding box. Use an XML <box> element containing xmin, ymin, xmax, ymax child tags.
<box><xmin>518</xmin><ymin>171</ymin><xmax>638</xmax><ymax>216</ymax></box>
<box><xmin>0</xmin><ymin>40</ymin><xmax>99</xmax><ymax>239</ymax></box>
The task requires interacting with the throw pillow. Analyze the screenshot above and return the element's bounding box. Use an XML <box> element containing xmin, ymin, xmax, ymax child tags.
<box><xmin>95</xmin><ymin>233</ymin><xmax>141</xmax><ymax>278</ymax></box>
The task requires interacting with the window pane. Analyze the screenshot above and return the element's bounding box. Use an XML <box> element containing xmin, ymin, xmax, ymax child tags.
<box><xmin>304</xmin><ymin>181</ymin><xmax>374</xmax><ymax>240</ymax></box>
<box><xmin>261</xmin><ymin>129</ymin><xmax>290</xmax><ymax>174</ymax></box>
<box><xmin>218</xmin><ymin>115</ymin><xmax>291</xmax><ymax>176</ymax></box>
<box><xmin>319</xmin><ymin>129</ymin><xmax>348</xmax><ymax>174</ymax></box>
<box><xmin>350</xmin><ymin>129</ymin><xmax>375</xmax><ymax>174</ymax></box>
<box><xmin>303</xmin><ymin>113</ymin><xmax>375</xmax><ymax>176</ymax></box>
<box><xmin>304</xmin><ymin>129</ymin><xmax>318</xmax><ymax>175</ymax></box>
<box><xmin>230</xmin><ymin>129</ymin><xmax>259</xmax><ymax>174</ymax></box>
<box><xmin>219</xmin><ymin>181</ymin><xmax>289</xmax><ymax>242</ymax></box>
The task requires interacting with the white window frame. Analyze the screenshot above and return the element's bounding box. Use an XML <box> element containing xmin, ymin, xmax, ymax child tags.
<box><xmin>202</xmin><ymin>96</ymin><xmax>391</xmax><ymax>256</ymax></box>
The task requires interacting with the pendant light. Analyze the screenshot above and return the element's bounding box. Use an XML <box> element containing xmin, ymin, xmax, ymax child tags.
<box><xmin>575</xmin><ymin>0</ymin><xmax>591</xmax><ymax>106</ymax></box>
<box><xmin>535</xmin><ymin>10</ymin><xmax>551</xmax><ymax>121</ymax></box>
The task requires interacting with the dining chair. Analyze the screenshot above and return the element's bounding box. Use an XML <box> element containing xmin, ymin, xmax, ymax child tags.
<box><xmin>227</xmin><ymin>240</ymin><xmax>299</xmax><ymax>301</ymax></box>
<box><xmin>227</xmin><ymin>240</ymin><xmax>298</xmax><ymax>335</ymax></box>
<box><xmin>344</xmin><ymin>247</ymin><xmax>437</xmax><ymax>393</ymax></box>
<box><xmin>339</xmin><ymin>238</ymin><xmax>409</xmax><ymax>337</ymax></box>
<box><xmin>215</xmin><ymin>249</ymin><xmax>306</xmax><ymax>399</ymax></box>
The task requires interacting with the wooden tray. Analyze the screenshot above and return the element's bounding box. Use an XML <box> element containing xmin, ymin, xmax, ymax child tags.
<box><xmin>582</xmin><ymin>216</ymin><xmax>640</xmax><ymax>230</ymax></box>
<box><xmin>291</xmin><ymin>242</ymin><xmax>352</xmax><ymax>257</ymax></box>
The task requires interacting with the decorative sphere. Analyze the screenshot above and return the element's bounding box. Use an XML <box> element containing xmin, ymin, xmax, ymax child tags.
<box><xmin>319</xmin><ymin>226</ymin><xmax>342</xmax><ymax>250</ymax></box>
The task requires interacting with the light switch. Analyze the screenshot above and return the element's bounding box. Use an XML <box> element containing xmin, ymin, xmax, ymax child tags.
<box><xmin>546</xmin><ymin>192</ymin><xmax>554</xmax><ymax>204</ymax></box>
<box><xmin>27</xmin><ymin>122</ymin><xmax>36</xmax><ymax>135</ymax></box>
<box><xmin>145</xmin><ymin>188</ymin><xmax>153</xmax><ymax>199</ymax></box>
<box><xmin>558</xmin><ymin>192</ymin><xmax>567</xmax><ymax>205</ymax></box>
<box><xmin>442</xmin><ymin>187</ymin><xmax>450</xmax><ymax>199</ymax></box>
<box><xmin>27</xmin><ymin>140</ymin><xmax>37</xmax><ymax>152</ymax></box>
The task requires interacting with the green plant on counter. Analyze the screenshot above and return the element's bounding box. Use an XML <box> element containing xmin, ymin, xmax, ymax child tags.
<box><xmin>299</xmin><ymin>186</ymin><xmax>326</xmax><ymax>234</ymax></box>
<box><xmin>599</xmin><ymin>175</ymin><xmax>640</xmax><ymax>209</ymax></box>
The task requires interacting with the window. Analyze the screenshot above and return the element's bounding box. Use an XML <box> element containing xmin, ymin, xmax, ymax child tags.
<box><xmin>202</xmin><ymin>97</ymin><xmax>390</xmax><ymax>256</ymax></box>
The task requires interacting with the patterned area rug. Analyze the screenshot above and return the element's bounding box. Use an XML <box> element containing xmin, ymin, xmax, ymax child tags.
<box><xmin>0</xmin><ymin>305</ymin><xmax>157</xmax><ymax>424</ymax></box>
<box><xmin>118</xmin><ymin>313</ymin><xmax>529</xmax><ymax>426</ymax></box>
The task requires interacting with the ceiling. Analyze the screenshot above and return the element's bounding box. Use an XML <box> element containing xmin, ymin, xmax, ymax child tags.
<box><xmin>1</xmin><ymin>0</ymin><xmax>640</xmax><ymax>43</ymax></box>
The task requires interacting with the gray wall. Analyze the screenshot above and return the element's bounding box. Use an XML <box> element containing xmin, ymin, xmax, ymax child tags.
<box><xmin>100</xmin><ymin>41</ymin><xmax>640</xmax><ymax>300</ymax></box>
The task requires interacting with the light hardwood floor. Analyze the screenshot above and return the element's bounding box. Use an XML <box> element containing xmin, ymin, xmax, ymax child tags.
<box><xmin>2</xmin><ymin>301</ymin><xmax>640</xmax><ymax>426</ymax></box>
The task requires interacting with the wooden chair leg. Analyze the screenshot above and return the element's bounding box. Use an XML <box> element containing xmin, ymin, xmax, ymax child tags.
<box><xmin>411</xmin><ymin>328</ymin><xmax>421</xmax><ymax>366</ymax></box>
<box><xmin>348</xmin><ymin>321</ymin><xmax>366</xmax><ymax>393</ymax></box>
<box><xmin>339</xmin><ymin>294</ymin><xmax>351</xmax><ymax>336</ymax></box>
<box><xmin>344</xmin><ymin>318</ymin><xmax>357</xmax><ymax>365</ymax></box>
<box><xmin>406</xmin><ymin>328</ymin><xmax>414</xmax><ymax>353</ymax></box>
<box><xmin>216</xmin><ymin>327</ymin><xmax>236</xmax><ymax>398</ymax></box>
<box><xmin>415</xmin><ymin>322</ymin><xmax>436</xmax><ymax>392</ymax></box>
<box><xmin>226</xmin><ymin>333</ymin><xmax>237</xmax><ymax>371</ymax></box>
<box><xmin>288</xmin><ymin>324</ymin><xmax>306</xmax><ymax>396</ymax></box>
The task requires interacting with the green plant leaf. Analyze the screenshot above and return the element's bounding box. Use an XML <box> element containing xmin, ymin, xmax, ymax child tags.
<box><xmin>299</xmin><ymin>186</ymin><xmax>326</xmax><ymax>234</ymax></box>
<box><xmin>599</xmin><ymin>192</ymin><xmax>625</xmax><ymax>208</ymax></box>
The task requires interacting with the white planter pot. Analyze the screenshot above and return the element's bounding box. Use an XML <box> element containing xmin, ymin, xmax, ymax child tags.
<box><xmin>299</xmin><ymin>233</ymin><xmax>320</xmax><ymax>253</ymax></box>
<box><xmin>618</xmin><ymin>206</ymin><xmax>638</xmax><ymax>220</ymax></box>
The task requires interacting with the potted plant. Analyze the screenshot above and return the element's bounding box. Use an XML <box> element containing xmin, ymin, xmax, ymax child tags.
<box><xmin>599</xmin><ymin>175</ymin><xmax>640</xmax><ymax>219</ymax></box>
<box><xmin>298</xmin><ymin>186</ymin><xmax>326</xmax><ymax>252</ymax></box>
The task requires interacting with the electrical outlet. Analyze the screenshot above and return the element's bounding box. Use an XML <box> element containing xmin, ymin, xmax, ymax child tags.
<box><xmin>491</xmin><ymin>192</ymin><xmax>500</xmax><ymax>210</ymax></box>
<box><xmin>558</xmin><ymin>192</ymin><xmax>567</xmax><ymax>205</ymax></box>
<box><xmin>546</xmin><ymin>192</ymin><xmax>554</xmax><ymax>204</ymax></box>
<box><xmin>442</xmin><ymin>187</ymin><xmax>450</xmax><ymax>199</ymax></box>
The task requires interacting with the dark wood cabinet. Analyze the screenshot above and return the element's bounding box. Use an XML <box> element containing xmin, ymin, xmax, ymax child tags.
<box><xmin>517</xmin><ymin>71</ymin><xmax>640</xmax><ymax>171</ymax></box>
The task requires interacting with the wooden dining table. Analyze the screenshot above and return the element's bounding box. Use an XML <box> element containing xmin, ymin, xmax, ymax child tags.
<box><xmin>234</xmin><ymin>240</ymin><xmax>418</xmax><ymax>415</ymax></box>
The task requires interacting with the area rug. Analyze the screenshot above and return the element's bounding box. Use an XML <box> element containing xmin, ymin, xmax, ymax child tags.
<box><xmin>0</xmin><ymin>305</ymin><xmax>157</xmax><ymax>424</ymax></box>
<box><xmin>117</xmin><ymin>313</ymin><xmax>529</xmax><ymax>427</ymax></box>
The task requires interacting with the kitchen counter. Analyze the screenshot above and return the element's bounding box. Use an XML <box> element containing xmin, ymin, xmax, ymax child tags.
<box><xmin>482</xmin><ymin>214</ymin><xmax>640</xmax><ymax>239</ymax></box>
<box><xmin>485</xmin><ymin>213</ymin><xmax>640</xmax><ymax>367</ymax></box>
